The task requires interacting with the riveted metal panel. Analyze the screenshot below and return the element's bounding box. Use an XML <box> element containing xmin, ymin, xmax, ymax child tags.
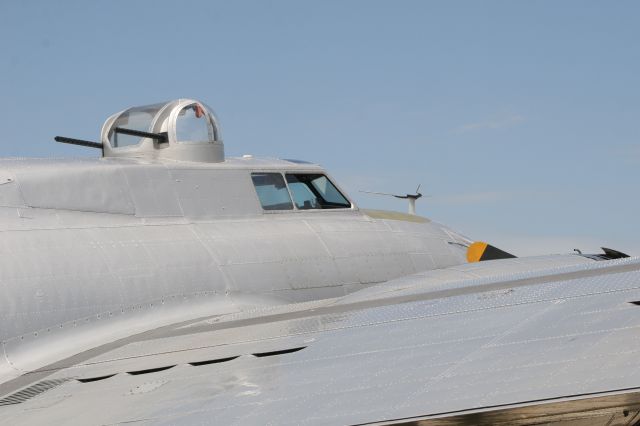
<box><xmin>16</xmin><ymin>163</ymin><xmax>135</xmax><ymax>215</ymax></box>
<box><xmin>122</xmin><ymin>165</ymin><xmax>183</xmax><ymax>217</ymax></box>
<box><xmin>170</xmin><ymin>169</ymin><xmax>261</xmax><ymax>218</ymax></box>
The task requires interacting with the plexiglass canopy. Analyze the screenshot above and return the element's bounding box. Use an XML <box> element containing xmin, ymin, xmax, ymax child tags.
<box><xmin>100</xmin><ymin>99</ymin><xmax>224</xmax><ymax>163</ymax></box>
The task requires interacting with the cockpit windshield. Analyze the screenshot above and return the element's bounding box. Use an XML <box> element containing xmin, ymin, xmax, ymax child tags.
<box><xmin>251</xmin><ymin>172</ymin><xmax>351</xmax><ymax>211</ymax></box>
<box><xmin>286</xmin><ymin>174</ymin><xmax>351</xmax><ymax>209</ymax></box>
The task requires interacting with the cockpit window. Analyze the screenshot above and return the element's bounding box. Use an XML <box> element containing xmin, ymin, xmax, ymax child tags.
<box><xmin>251</xmin><ymin>173</ymin><xmax>293</xmax><ymax>210</ymax></box>
<box><xmin>176</xmin><ymin>103</ymin><xmax>216</xmax><ymax>143</ymax></box>
<box><xmin>285</xmin><ymin>174</ymin><xmax>351</xmax><ymax>209</ymax></box>
<box><xmin>109</xmin><ymin>102</ymin><xmax>166</xmax><ymax>148</ymax></box>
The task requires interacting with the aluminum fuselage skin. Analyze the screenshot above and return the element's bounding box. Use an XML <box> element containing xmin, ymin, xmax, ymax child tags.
<box><xmin>0</xmin><ymin>156</ymin><xmax>467</xmax><ymax>381</ymax></box>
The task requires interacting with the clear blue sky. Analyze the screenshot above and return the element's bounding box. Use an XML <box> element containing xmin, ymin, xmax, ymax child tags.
<box><xmin>1</xmin><ymin>1</ymin><xmax>639</xmax><ymax>255</ymax></box>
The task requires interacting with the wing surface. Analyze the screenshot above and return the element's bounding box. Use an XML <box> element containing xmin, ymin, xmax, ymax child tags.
<box><xmin>2</xmin><ymin>256</ymin><xmax>640</xmax><ymax>425</ymax></box>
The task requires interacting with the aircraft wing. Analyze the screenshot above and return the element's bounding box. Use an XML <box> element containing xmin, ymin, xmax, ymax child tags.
<box><xmin>3</xmin><ymin>255</ymin><xmax>640</xmax><ymax>425</ymax></box>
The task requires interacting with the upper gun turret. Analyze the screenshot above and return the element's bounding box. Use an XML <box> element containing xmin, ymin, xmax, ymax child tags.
<box><xmin>57</xmin><ymin>99</ymin><xmax>225</xmax><ymax>163</ymax></box>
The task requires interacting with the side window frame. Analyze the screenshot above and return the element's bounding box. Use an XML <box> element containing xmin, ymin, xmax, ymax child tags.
<box><xmin>250</xmin><ymin>172</ymin><xmax>294</xmax><ymax>211</ymax></box>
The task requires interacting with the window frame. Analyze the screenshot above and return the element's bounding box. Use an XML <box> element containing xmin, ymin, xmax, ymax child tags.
<box><xmin>285</xmin><ymin>173</ymin><xmax>352</xmax><ymax>210</ymax></box>
<box><xmin>250</xmin><ymin>172</ymin><xmax>295</xmax><ymax>211</ymax></box>
<box><xmin>250</xmin><ymin>171</ymin><xmax>353</xmax><ymax>213</ymax></box>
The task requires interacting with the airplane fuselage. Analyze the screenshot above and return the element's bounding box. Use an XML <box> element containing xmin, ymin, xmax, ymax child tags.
<box><xmin>0</xmin><ymin>156</ymin><xmax>468</xmax><ymax>382</ymax></box>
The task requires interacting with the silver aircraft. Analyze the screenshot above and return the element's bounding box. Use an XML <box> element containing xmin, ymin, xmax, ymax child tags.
<box><xmin>0</xmin><ymin>99</ymin><xmax>638</xmax><ymax>425</ymax></box>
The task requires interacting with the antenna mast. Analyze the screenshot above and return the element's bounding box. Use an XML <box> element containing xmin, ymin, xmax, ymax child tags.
<box><xmin>360</xmin><ymin>184</ymin><xmax>423</xmax><ymax>215</ymax></box>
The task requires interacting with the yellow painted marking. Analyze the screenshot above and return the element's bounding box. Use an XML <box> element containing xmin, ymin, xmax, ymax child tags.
<box><xmin>467</xmin><ymin>241</ymin><xmax>488</xmax><ymax>263</ymax></box>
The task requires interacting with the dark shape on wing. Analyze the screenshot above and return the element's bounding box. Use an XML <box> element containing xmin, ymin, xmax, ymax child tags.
<box><xmin>127</xmin><ymin>365</ymin><xmax>176</xmax><ymax>375</ymax></box>
<box><xmin>252</xmin><ymin>347</ymin><xmax>306</xmax><ymax>358</ymax></box>
<box><xmin>189</xmin><ymin>356</ymin><xmax>239</xmax><ymax>366</ymax></box>
<box><xmin>77</xmin><ymin>374</ymin><xmax>117</xmax><ymax>383</ymax></box>
<box><xmin>601</xmin><ymin>247</ymin><xmax>630</xmax><ymax>259</ymax></box>
<box><xmin>577</xmin><ymin>247</ymin><xmax>631</xmax><ymax>261</ymax></box>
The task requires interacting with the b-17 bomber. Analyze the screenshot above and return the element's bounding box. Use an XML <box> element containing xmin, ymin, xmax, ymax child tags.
<box><xmin>0</xmin><ymin>99</ymin><xmax>638</xmax><ymax>425</ymax></box>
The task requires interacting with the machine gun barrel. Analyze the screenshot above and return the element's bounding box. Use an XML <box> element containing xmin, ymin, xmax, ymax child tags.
<box><xmin>54</xmin><ymin>136</ymin><xmax>103</xmax><ymax>149</ymax></box>
<box><xmin>114</xmin><ymin>127</ymin><xmax>168</xmax><ymax>142</ymax></box>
